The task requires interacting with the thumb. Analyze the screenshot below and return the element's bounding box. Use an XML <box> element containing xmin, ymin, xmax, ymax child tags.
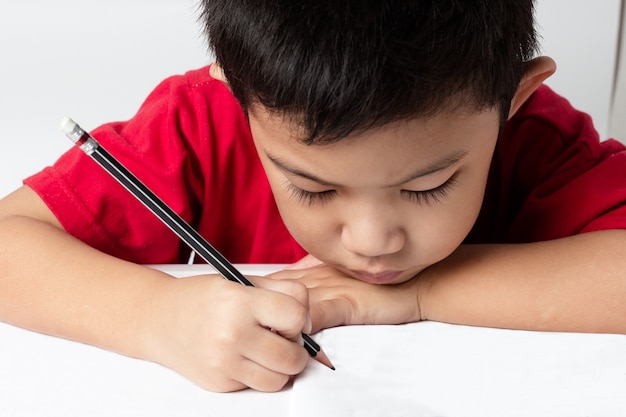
<box><xmin>309</xmin><ymin>298</ymin><xmax>352</xmax><ymax>333</ymax></box>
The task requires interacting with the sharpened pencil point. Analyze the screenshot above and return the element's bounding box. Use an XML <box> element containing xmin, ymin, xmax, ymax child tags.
<box><xmin>314</xmin><ymin>348</ymin><xmax>335</xmax><ymax>370</ymax></box>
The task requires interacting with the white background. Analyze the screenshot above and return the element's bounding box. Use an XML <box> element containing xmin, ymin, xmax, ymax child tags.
<box><xmin>0</xmin><ymin>0</ymin><xmax>622</xmax><ymax>198</ymax></box>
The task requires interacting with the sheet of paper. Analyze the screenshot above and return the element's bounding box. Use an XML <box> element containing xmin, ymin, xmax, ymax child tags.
<box><xmin>290</xmin><ymin>322</ymin><xmax>626</xmax><ymax>416</ymax></box>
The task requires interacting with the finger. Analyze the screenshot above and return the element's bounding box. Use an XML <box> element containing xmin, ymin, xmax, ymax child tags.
<box><xmin>283</xmin><ymin>254</ymin><xmax>323</xmax><ymax>270</ymax></box>
<box><xmin>248</xmin><ymin>284</ymin><xmax>310</xmax><ymax>340</ymax></box>
<box><xmin>249</xmin><ymin>277</ymin><xmax>312</xmax><ymax>334</ymax></box>
<box><xmin>264</xmin><ymin>267</ymin><xmax>308</xmax><ymax>281</ymax></box>
<box><xmin>266</xmin><ymin>263</ymin><xmax>330</xmax><ymax>284</ymax></box>
<box><xmin>233</xmin><ymin>357</ymin><xmax>293</xmax><ymax>392</ymax></box>
<box><xmin>308</xmin><ymin>298</ymin><xmax>353</xmax><ymax>333</ymax></box>
<box><xmin>252</xmin><ymin>276</ymin><xmax>310</xmax><ymax>309</ymax></box>
<box><xmin>196</xmin><ymin>376</ymin><xmax>248</xmax><ymax>393</ymax></box>
<box><xmin>241</xmin><ymin>326</ymin><xmax>309</xmax><ymax>376</ymax></box>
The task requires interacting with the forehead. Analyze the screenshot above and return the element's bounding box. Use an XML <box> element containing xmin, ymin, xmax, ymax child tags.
<box><xmin>248</xmin><ymin>104</ymin><xmax>500</xmax><ymax>187</ymax></box>
<box><xmin>248</xmin><ymin>103</ymin><xmax>499</xmax><ymax>152</ymax></box>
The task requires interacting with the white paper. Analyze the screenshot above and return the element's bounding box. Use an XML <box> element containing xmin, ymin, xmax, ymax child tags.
<box><xmin>290</xmin><ymin>322</ymin><xmax>626</xmax><ymax>416</ymax></box>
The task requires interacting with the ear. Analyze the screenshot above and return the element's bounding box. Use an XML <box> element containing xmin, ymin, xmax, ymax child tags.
<box><xmin>508</xmin><ymin>56</ymin><xmax>557</xmax><ymax>119</ymax></box>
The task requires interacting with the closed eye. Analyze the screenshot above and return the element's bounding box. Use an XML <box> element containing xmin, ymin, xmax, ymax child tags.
<box><xmin>285</xmin><ymin>182</ymin><xmax>337</xmax><ymax>206</ymax></box>
<box><xmin>285</xmin><ymin>177</ymin><xmax>457</xmax><ymax>207</ymax></box>
<box><xmin>401</xmin><ymin>177</ymin><xmax>457</xmax><ymax>205</ymax></box>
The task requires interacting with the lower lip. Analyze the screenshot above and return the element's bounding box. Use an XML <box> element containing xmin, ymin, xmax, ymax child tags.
<box><xmin>351</xmin><ymin>270</ymin><xmax>403</xmax><ymax>285</ymax></box>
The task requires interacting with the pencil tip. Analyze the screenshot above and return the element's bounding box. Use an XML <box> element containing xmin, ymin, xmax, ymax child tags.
<box><xmin>314</xmin><ymin>348</ymin><xmax>335</xmax><ymax>370</ymax></box>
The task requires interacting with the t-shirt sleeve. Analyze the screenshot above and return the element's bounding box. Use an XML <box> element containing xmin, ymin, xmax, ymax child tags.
<box><xmin>24</xmin><ymin>72</ymin><xmax>209</xmax><ymax>263</ymax></box>
<box><xmin>483</xmin><ymin>86</ymin><xmax>626</xmax><ymax>243</ymax></box>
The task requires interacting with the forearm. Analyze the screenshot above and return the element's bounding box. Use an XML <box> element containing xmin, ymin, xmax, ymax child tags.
<box><xmin>418</xmin><ymin>229</ymin><xmax>626</xmax><ymax>334</ymax></box>
<box><xmin>0</xmin><ymin>214</ymin><xmax>172</xmax><ymax>359</ymax></box>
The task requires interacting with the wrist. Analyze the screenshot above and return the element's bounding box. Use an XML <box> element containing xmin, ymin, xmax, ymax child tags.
<box><xmin>386</xmin><ymin>273</ymin><xmax>425</xmax><ymax>324</ymax></box>
<box><xmin>130</xmin><ymin>270</ymin><xmax>182</xmax><ymax>363</ymax></box>
<box><xmin>414</xmin><ymin>268</ymin><xmax>435</xmax><ymax>322</ymax></box>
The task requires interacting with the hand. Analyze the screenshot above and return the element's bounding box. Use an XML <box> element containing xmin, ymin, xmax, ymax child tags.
<box><xmin>269</xmin><ymin>256</ymin><xmax>422</xmax><ymax>333</ymax></box>
<box><xmin>145</xmin><ymin>274</ymin><xmax>312</xmax><ymax>392</ymax></box>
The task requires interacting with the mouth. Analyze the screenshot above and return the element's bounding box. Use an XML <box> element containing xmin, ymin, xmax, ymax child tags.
<box><xmin>349</xmin><ymin>269</ymin><xmax>404</xmax><ymax>285</ymax></box>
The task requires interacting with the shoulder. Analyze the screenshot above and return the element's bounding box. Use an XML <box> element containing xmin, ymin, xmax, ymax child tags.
<box><xmin>138</xmin><ymin>65</ymin><xmax>244</xmax><ymax>124</ymax></box>
<box><xmin>481</xmin><ymin>85</ymin><xmax>626</xmax><ymax>240</ymax></box>
<box><xmin>498</xmin><ymin>85</ymin><xmax>625</xmax><ymax>184</ymax></box>
<box><xmin>506</xmin><ymin>85</ymin><xmax>599</xmax><ymax>148</ymax></box>
<box><xmin>90</xmin><ymin>65</ymin><xmax>250</xmax><ymax>160</ymax></box>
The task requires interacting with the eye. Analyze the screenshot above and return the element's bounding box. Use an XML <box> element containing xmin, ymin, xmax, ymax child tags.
<box><xmin>285</xmin><ymin>182</ymin><xmax>337</xmax><ymax>206</ymax></box>
<box><xmin>401</xmin><ymin>178</ymin><xmax>457</xmax><ymax>205</ymax></box>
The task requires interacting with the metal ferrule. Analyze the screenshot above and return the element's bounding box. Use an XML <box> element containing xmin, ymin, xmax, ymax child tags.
<box><xmin>65</xmin><ymin>123</ymin><xmax>86</xmax><ymax>144</ymax></box>
<box><xmin>64</xmin><ymin>122</ymin><xmax>99</xmax><ymax>155</ymax></box>
<box><xmin>80</xmin><ymin>137</ymin><xmax>99</xmax><ymax>155</ymax></box>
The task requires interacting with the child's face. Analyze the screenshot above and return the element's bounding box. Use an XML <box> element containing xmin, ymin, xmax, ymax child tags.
<box><xmin>249</xmin><ymin>105</ymin><xmax>500</xmax><ymax>285</ymax></box>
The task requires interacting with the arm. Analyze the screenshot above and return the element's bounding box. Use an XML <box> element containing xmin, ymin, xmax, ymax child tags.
<box><xmin>418</xmin><ymin>229</ymin><xmax>626</xmax><ymax>334</ymax></box>
<box><xmin>279</xmin><ymin>230</ymin><xmax>626</xmax><ymax>334</ymax></box>
<box><xmin>0</xmin><ymin>186</ymin><xmax>310</xmax><ymax>392</ymax></box>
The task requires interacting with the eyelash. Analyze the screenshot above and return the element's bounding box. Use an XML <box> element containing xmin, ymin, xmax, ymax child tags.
<box><xmin>285</xmin><ymin>178</ymin><xmax>457</xmax><ymax>207</ymax></box>
<box><xmin>401</xmin><ymin>178</ymin><xmax>457</xmax><ymax>205</ymax></box>
<box><xmin>286</xmin><ymin>183</ymin><xmax>337</xmax><ymax>206</ymax></box>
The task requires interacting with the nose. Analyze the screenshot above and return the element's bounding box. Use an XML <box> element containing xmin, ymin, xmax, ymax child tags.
<box><xmin>341</xmin><ymin>205</ymin><xmax>406</xmax><ymax>258</ymax></box>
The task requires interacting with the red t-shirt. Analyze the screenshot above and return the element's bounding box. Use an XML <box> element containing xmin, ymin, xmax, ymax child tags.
<box><xmin>24</xmin><ymin>66</ymin><xmax>626</xmax><ymax>264</ymax></box>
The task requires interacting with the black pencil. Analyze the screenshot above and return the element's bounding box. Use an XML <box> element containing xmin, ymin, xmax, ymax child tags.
<box><xmin>60</xmin><ymin>117</ymin><xmax>334</xmax><ymax>370</ymax></box>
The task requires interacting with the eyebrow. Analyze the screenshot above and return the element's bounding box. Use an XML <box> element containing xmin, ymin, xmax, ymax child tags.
<box><xmin>267</xmin><ymin>153</ymin><xmax>339</xmax><ymax>187</ymax></box>
<box><xmin>266</xmin><ymin>150</ymin><xmax>468</xmax><ymax>188</ymax></box>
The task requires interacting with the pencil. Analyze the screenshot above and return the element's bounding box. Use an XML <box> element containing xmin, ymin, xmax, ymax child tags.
<box><xmin>60</xmin><ymin>117</ymin><xmax>334</xmax><ymax>371</ymax></box>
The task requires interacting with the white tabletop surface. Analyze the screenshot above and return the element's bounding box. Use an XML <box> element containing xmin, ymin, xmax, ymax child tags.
<box><xmin>2</xmin><ymin>265</ymin><xmax>626</xmax><ymax>416</ymax></box>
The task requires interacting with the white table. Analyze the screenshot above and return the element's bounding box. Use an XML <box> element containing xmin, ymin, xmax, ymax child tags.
<box><xmin>1</xmin><ymin>265</ymin><xmax>625</xmax><ymax>416</ymax></box>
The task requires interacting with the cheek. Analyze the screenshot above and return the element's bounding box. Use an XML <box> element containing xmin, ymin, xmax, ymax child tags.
<box><xmin>271</xmin><ymin>188</ymin><xmax>333</xmax><ymax>250</ymax></box>
<box><xmin>264</xmin><ymin>166</ymin><xmax>339</xmax><ymax>255</ymax></box>
<box><xmin>278</xmin><ymin>205</ymin><xmax>338</xmax><ymax>261</ymax></box>
<box><xmin>410</xmin><ymin>178</ymin><xmax>486</xmax><ymax>262</ymax></box>
<box><xmin>272</xmin><ymin>193</ymin><xmax>346</xmax><ymax>265</ymax></box>
<box><xmin>409</xmin><ymin>209</ymin><xmax>470</xmax><ymax>262</ymax></box>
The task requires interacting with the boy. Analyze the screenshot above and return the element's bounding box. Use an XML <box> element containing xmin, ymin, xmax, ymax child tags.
<box><xmin>1</xmin><ymin>0</ymin><xmax>625</xmax><ymax>393</ymax></box>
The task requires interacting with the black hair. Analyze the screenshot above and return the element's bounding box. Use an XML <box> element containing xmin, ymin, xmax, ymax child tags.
<box><xmin>200</xmin><ymin>0</ymin><xmax>539</xmax><ymax>143</ymax></box>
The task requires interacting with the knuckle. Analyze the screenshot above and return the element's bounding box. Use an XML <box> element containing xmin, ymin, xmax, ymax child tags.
<box><xmin>277</xmin><ymin>278</ymin><xmax>308</xmax><ymax>300</ymax></box>
<box><xmin>213</xmin><ymin>317</ymin><xmax>238</xmax><ymax>341</ymax></box>
<box><xmin>290</xmin><ymin>280</ymin><xmax>309</xmax><ymax>298</ymax></box>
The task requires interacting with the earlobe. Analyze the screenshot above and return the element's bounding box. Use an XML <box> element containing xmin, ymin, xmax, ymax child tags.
<box><xmin>508</xmin><ymin>56</ymin><xmax>557</xmax><ymax>119</ymax></box>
